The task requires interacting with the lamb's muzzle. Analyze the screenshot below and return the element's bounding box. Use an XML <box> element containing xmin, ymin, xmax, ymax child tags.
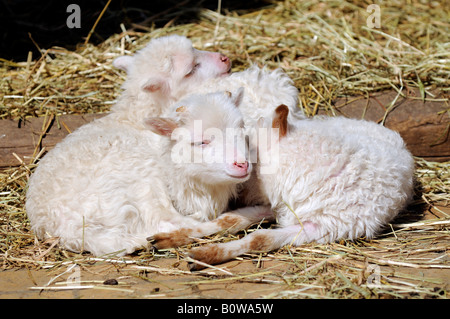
<box><xmin>226</xmin><ymin>161</ymin><xmax>250</xmax><ymax>178</ymax></box>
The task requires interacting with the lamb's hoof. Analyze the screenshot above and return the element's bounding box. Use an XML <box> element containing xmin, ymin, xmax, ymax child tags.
<box><xmin>146</xmin><ymin>237</ymin><xmax>159</xmax><ymax>253</ymax></box>
<box><xmin>187</xmin><ymin>257</ymin><xmax>205</xmax><ymax>272</ymax></box>
<box><xmin>146</xmin><ymin>236</ymin><xmax>156</xmax><ymax>248</ymax></box>
<box><xmin>146</xmin><ymin>230</ymin><xmax>194</xmax><ymax>250</ymax></box>
<box><xmin>187</xmin><ymin>261</ymin><xmax>197</xmax><ymax>272</ymax></box>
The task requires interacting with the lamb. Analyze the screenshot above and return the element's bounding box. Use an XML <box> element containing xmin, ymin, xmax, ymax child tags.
<box><xmin>149</xmin><ymin>105</ymin><xmax>415</xmax><ymax>269</ymax></box>
<box><xmin>25</xmin><ymin>91</ymin><xmax>255</xmax><ymax>256</ymax></box>
<box><xmin>109</xmin><ymin>34</ymin><xmax>232</xmax><ymax>127</ymax></box>
<box><xmin>25</xmin><ymin>34</ymin><xmax>236</xmax><ymax>256</ymax></box>
<box><xmin>111</xmin><ymin>36</ymin><xmax>303</xmax><ymax>129</ymax></box>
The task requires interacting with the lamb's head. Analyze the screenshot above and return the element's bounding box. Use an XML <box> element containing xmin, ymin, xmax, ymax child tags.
<box><xmin>114</xmin><ymin>35</ymin><xmax>231</xmax><ymax>103</ymax></box>
<box><xmin>145</xmin><ymin>90</ymin><xmax>251</xmax><ymax>185</ymax></box>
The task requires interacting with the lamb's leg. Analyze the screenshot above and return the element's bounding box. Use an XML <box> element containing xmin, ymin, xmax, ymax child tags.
<box><xmin>188</xmin><ymin>222</ymin><xmax>319</xmax><ymax>270</ymax></box>
<box><xmin>147</xmin><ymin>206</ymin><xmax>274</xmax><ymax>249</ymax></box>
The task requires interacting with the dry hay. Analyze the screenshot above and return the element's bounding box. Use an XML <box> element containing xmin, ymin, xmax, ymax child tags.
<box><xmin>1</xmin><ymin>157</ymin><xmax>449</xmax><ymax>298</ymax></box>
<box><xmin>1</xmin><ymin>0</ymin><xmax>449</xmax><ymax>119</ymax></box>
<box><xmin>0</xmin><ymin>0</ymin><xmax>449</xmax><ymax>298</ymax></box>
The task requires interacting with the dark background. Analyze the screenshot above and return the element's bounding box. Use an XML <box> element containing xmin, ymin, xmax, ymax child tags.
<box><xmin>0</xmin><ymin>0</ymin><xmax>272</xmax><ymax>61</ymax></box>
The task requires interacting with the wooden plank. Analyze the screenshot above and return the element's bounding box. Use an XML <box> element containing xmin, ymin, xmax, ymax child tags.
<box><xmin>0</xmin><ymin>114</ymin><xmax>105</xmax><ymax>168</ymax></box>
<box><xmin>325</xmin><ymin>89</ymin><xmax>450</xmax><ymax>162</ymax></box>
<box><xmin>0</xmin><ymin>89</ymin><xmax>449</xmax><ymax>168</ymax></box>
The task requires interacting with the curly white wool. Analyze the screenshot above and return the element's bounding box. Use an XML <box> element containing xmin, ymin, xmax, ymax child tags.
<box><xmin>26</xmin><ymin>92</ymin><xmax>250</xmax><ymax>256</ymax></box>
<box><xmin>253</xmin><ymin>113</ymin><xmax>415</xmax><ymax>245</ymax></box>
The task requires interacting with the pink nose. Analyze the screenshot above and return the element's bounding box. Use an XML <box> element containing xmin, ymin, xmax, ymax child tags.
<box><xmin>220</xmin><ymin>54</ymin><xmax>229</xmax><ymax>63</ymax></box>
<box><xmin>233</xmin><ymin>161</ymin><xmax>248</xmax><ymax>171</ymax></box>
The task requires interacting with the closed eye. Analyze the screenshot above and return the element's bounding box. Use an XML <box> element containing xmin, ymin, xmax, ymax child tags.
<box><xmin>192</xmin><ymin>139</ymin><xmax>211</xmax><ymax>147</ymax></box>
<box><xmin>185</xmin><ymin>63</ymin><xmax>200</xmax><ymax>77</ymax></box>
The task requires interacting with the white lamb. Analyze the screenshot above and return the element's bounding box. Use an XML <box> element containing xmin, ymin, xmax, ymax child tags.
<box><xmin>111</xmin><ymin>35</ymin><xmax>303</xmax><ymax>129</ymax></box>
<box><xmin>149</xmin><ymin>105</ymin><xmax>415</xmax><ymax>269</ymax></box>
<box><xmin>25</xmin><ymin>35</ymin><xmax>237</xmax><ymax>256</ymax></box>
<box><xmin>25</xmin><ymin>91</ymin><xmax>254</xmax><ymax>256</ymax></box>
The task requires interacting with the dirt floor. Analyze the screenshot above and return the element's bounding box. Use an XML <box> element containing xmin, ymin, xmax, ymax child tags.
<box><xmin>1</xmin><ymin>206</ymin><xmax>449</xmax><ymax>300</ymax></box>
<box><xmin>1</xmin><ymin>249</ymin><xmax>449</xmax><ymax>299</ymax></box>
<box><xmin>1</xmin><ymin>254</ymin><xmax>449</xmax><ymax>299</ymax></box>
<box><xmin>1</xmin><ymin>258</ymin><xmax>296</xmax><ymax>299</ymax></box>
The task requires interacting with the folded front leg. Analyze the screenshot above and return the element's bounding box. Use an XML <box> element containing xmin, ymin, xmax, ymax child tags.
<box><xmin>147</xmin><ymin>206</ymin><xmax>274</xmax><ymax>250</ymax></box>
<box><xmin>188</xmin><ymin>223</ymin><xmax>319</xmax><ymax>270</ymax></box>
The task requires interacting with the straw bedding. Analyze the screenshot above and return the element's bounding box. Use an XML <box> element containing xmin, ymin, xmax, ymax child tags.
<box><xmin>0</xmin><ymin>0</ymin><xmax>449</xmax><ymax>298</ymax></box>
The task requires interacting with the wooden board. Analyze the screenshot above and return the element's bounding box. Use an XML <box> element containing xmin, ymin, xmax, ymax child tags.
<box><xmin>0</xmin><ymin>90</ymin><xmax>449</xmax><ymax>168</ymax></box>
<box><xmin>325</xmin><ymin>90</ymin><xmax>449</xmax><ymax>162</ymax></box>
<box><xmin>0</xmin><ymin>114</ymin><xmax>105</xmax><ymax>168</ymax></box>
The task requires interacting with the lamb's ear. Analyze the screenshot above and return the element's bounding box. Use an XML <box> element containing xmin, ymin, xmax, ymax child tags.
<box><xmin>113</xmin><ymin>56</ymin><xmax>133</xmax><ymax>72</ymax></box>
<box><xmin>144</xmin><ymin>118</ymin><xmax>178</xmax><ymax>137</ymax></box>
<box><xmin>141</xmin><ymin>77</ymin><xmax>169</xmax><ymax>93</ymax></box>
<box><xmin>230</xmin><ymin>87</ymin><xmax>244</xmax><ymax>107</ymax></box>
<box><xmin>272</xmin><ymin>104</ymin><xmax>289</xmax><ymax>138</ymax></box>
